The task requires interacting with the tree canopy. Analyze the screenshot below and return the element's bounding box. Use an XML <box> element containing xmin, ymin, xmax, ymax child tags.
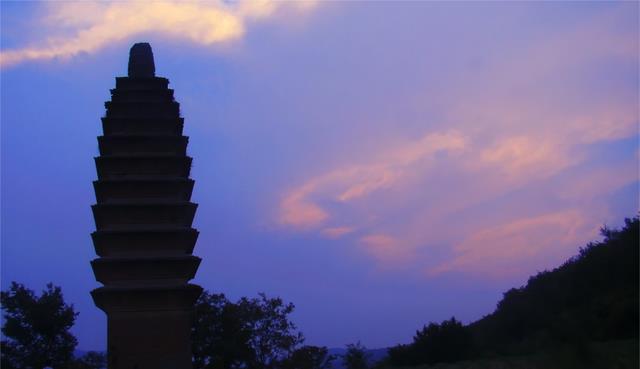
<box><xmin>192</xmin><ymin>290</ymin><xmax>332</xmax><ymax>369</ymax></box>
<box><xmin>343</xmin><ymin>342</ymin><xmax>370</xmax><ymax>369</ymax></box>
<box><xmin>386</xmin><ymin>216</ymin><xmax>639</xmax><ymax>367</ymax></box>
<box><xmin>1</xmin><ymin>282</ymin><xmax>78</xmax><ymax>369</ymax></box>
<box><xmin>388</xmin><ymin>317</ymin><xmax>471</xmax><ymax>366</ymax></box>
<box><xmin>1</xmin><ymin>282</ymin><xmax>105</xmax><ymax>369</ymax></box>
<box><xmin>279</xmin><ymin>345</ymin><xmax>335</xmax><ymax>369</ymax></box>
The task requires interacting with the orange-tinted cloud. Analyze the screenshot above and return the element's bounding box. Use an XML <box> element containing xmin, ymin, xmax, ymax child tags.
<box><xmin>277</xmin><ymin>130</ymin><xmax>467</xmax><ymax>228</ymax></box>
<box><xmin>360</xmin><ymin>233</ymin><xmax>412</xmax><ymax>264</ymax></box>
<box><xmin>279</xmin><ymin>186</ymin><xmax>329</xmax><ymax>229</ymax></box>
<box><xmin>322</xmin><ymin>226</ymin><xmax>355</xmax><ymax>239</ymax></box>
<box><xmin>0</xmin><ymin>1</ymin><xmax>318</xmax><ymax>68</ymax></box>
<box><xmin>478</xmin><ymin>136</ymin><xmax>576</xmax><ymax>181</ymax></box>
<box><xmin>428</xmin><ymin>210</ymin><xmax>599</xmax><ymax>278</ymax></box>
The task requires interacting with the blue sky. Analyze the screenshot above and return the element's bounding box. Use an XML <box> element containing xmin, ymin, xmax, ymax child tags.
<box><xmin>1</xmin><ymin>1</ymin><xmax>638</xmax><ymax>351</ymax></box>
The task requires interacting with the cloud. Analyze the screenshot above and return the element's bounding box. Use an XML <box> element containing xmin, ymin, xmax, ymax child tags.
<box><xmin>428</xmin><ymin>210</ymin><xmax>598</xmax><ymax>278</ymax></box>
<box><xmin>321</xmin><ymin>226</ymin><xmax>354</xmax><ymax>239</ymax></box>
<box><xmin>567</xmin><ymin>110</ymin><xmax>638</xmax><ymax>145</ymax></box>
<box><xmin>272</xmin><ymin>4</ymin><xmax>637</xmax><ymax>280</ymax></box>
<box><xmin>478</xmin><ymin>136</ymin><xmax>576</xmax><ymax>181</ymax></box>
<box><xmin>360</xmin><ymin>234</ymin><xmax>411</xmax><ymax>264</ymax></box>
<box><xmin>554</xmin><ymin>159</ymin><xmax>639</xmax><ymax>203</ymax></box>
<box><xmin>277</xmin><ymin>130</ymin><xmax>467</xmax><ymax>228</ymax></box>
<box><xmin>0</xmin><ymin>1</ymin><xmax>317</xmax><ymax>68</ymax></box>
<box><xmin>279</xmin><ymin>185</ymin><xmax>329</xmax><ymax>229</ymax></box>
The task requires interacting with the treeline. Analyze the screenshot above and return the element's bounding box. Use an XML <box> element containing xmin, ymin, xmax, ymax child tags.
<box><xmin>385</xmin><ymin>216</ymin><xmax>639</xmax><ymax>367</ymax></box>
<box><xmin>1</xmin><ymin>285</ymin><xmax>337</xmax><ymax>369</ymax></box>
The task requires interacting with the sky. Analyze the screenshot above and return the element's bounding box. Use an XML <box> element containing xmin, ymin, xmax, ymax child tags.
<box><xmin>1</xmin><ymin>1</ymin><xmax>638</xmax><ymax>351</ymax></box>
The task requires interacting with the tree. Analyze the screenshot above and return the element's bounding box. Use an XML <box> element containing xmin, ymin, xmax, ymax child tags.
<box><xmin>192</xmin><ymin>292</ymin><xmax>247</xmax><ymax>369</ymax></box>
<box><xmin>279</xmin><ymin>346</ymin><xmax>335</xmax><ymax>369</ymax></box>
<box><xmin>343</xmin><ymin>342</ymin><xmax>369</xmax><ymax>369</ymax></box>
<box><xmin>192</xmin><ymin>291</ymin><xmax>304</xmax><ymax>369</ymax></box>
<box><xmin>71</xmin><ymin>351</ymin><xmax>107</xmax><ymax>369</ymax></box>
<box><xmin>1</xmin><ymin>282</ymin><xmax>79</xmax><ymax>369</ymax></box>
<box><xmin>388</xmin><ymin>317</ymin><xmax>471</xmax><ymax>366</ymax></box>
<box><xmin>240</xmin><ymin>293</ymin><xmax>304</xmax><ymax>368</ymax></box>
<box><xmin>411</xmin><ymin>317</ymin><xmax>471</xmax><ymax>364</ymax></box>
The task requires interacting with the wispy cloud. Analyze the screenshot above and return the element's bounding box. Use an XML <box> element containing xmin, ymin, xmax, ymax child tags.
<box><xmin>428</xmin><ymin>210</ymin><xmax>598</xmax><ymax>278</ymax></box>
<box><xmin>0</xmin><ymin>1</ymin><xmax>317</xmax><ymax>68</ymax></box>
<box><xmin>477</xmin><ymin>136</ymin><xmax>576</xmax><ymax>181</ymax></box>
<box><xmin>321</xmin><ymin>226</ymin><xmax>354</xmax><ymax>239</ymax></box>
<box><xmin>278</xmin><ymin>131</ymin><xmax>467</xmax><ymax>228</ymax></box>
<box><xmin>359</xmin><ymin>233</ymin><xmax>411</xmax><ymax>265</ymax></box>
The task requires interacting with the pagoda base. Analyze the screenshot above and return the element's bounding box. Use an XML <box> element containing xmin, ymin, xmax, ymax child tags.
<box><xmin>92</xmin><ymin>284</ymin><xmax>202</xmax><ymax>369</ymax></box>
<box><xmin>107</xmin><ymin>310</ymin><xmax>193</xmax><ymax>369</ymax></box>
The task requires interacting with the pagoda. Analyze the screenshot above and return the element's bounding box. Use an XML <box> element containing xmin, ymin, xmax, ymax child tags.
<box><xmin>90</xmin><ymin>43</ymin><xmax>202</xmax><ymax>369</ymax></box>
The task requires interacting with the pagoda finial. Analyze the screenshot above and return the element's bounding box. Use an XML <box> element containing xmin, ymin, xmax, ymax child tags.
<box><xmin>128</xmin><ymin>42</ymin><xmax>155</xmax><ymax>78</ymax></box>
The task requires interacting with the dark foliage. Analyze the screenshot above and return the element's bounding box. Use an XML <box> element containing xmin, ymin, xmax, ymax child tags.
<box><xmin>71</xmin><ymin>351</ymin><xmax>107</xmax><ymax>369</ymax></box>
<box><xmin>192</xmin><ymin>290</ymin><xmax>332</xmax><ymax>369</ymax></box>
<box><xmin>1</xmin><ymin>282</ymin><xmax>79</xmax><ymax>369</ymax></box>
<box><xmin>388</xmin><ymin>317</ymin><xmax>471</xmax><ymax>365</ymax></box>
<box><xmin>1</xmin><ymin>282</ymin><xmax>107</xmax><ymax>369</ymax></box>
<box><xmin>387</xmin><ymin>216</ymin><xmax>639</xmax><ymax>366</ymax></box>
<box><xmin>241</xmin><ymin>293</ymin><xmax>304</xmax><ymax>368</ymax></box>
<box><xmin>279</xmin><ymin>345</ymin><xmax>335</xmax><ymax>369</ymax></box>
<box><xmin>344</xmin><ymin>342</ymin><xmax>370</xmax><ymax>369</ymax></box>
<box><xmin>192</xmin><ymin>292</ymin><xmax>247</xmax><ymax>369</ymax></box>
<box><xmin>472</xmin><ymin>216</ymin><xmax>639</xmax><ymax>354</ymax></box>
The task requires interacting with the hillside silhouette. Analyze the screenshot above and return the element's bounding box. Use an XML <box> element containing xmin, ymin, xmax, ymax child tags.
<box><xmin>384</xmin><ymin>216</ymin><xmax>639</xmax><ymax>368</ymax></box>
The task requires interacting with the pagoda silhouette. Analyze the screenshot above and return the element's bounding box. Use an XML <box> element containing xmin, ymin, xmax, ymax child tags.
<box><xmin>90</xmin><ymin>43</ymin><xmax>202</xmax><ymax>369</ymax></box>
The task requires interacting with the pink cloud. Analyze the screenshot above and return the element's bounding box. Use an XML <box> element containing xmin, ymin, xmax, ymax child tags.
<box><xmin>429</xmin><ymin>210</ymin><xmax>600</xmax><ymax>278</ymax></box>
<box><xmin>277</xmin><ymin>130</ymin><xmax>467</xmax><ymax>229</ymax></box>
<box><xmin>279</xmin><ymin>187</ymin><xmax>329</xmax><ymax>228</ymax></box>
<box><xmin>477</xmin><ymin>136</ymin><xmax>577</xmax><ymax>181</ymax></box>
<box><xmin>321</xmin><ymin>226</ymin><xmax>355</xmax><ymax>239</ymax></box>
<box><xmin>359</xmin><ymin>234</ymin><xmax>412</xmax><ymax>264</ymax></box>
<box><xmin>554</xmin><ymin>160</ymin><xmax>639</xmax><ymax>202</ymax></box>
<box><xmin>337</xmin><ymin>167</ymin><xmax>397</xmax><ymax>202</ymax></box>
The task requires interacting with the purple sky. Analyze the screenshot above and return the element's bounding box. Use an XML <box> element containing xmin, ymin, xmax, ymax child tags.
<box><xmin>1</xmin><ymin>1</ymin><xmax>638</xmax><ymax>351</ymax></box>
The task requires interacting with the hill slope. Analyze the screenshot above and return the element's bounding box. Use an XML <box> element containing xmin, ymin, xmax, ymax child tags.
<box><xmin>470</xmin><ymin>217</ymin><xmax>638</xmax><ymax>353</ymax></box>
<box><xmin>383</xmin><ymin>217</ymin><xmax>639</xmax><ymax>368</ymax></box>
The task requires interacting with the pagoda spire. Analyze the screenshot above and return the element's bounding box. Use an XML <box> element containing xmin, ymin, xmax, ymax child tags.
<box><xmin>91</xmin><ymin>43</ymin><xmax>202</xmax><ymax>369</ymax></box>
<box><xmin>128</xmin><ymin>42</ymin><xmax>155</xmax><ymax>78</ymax></box>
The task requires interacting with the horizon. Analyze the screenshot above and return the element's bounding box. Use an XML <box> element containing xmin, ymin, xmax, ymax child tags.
<box><xmin>1</xmin><ymin>1</ymin><xmax>638</xmax><ymax>351</ymax></box>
